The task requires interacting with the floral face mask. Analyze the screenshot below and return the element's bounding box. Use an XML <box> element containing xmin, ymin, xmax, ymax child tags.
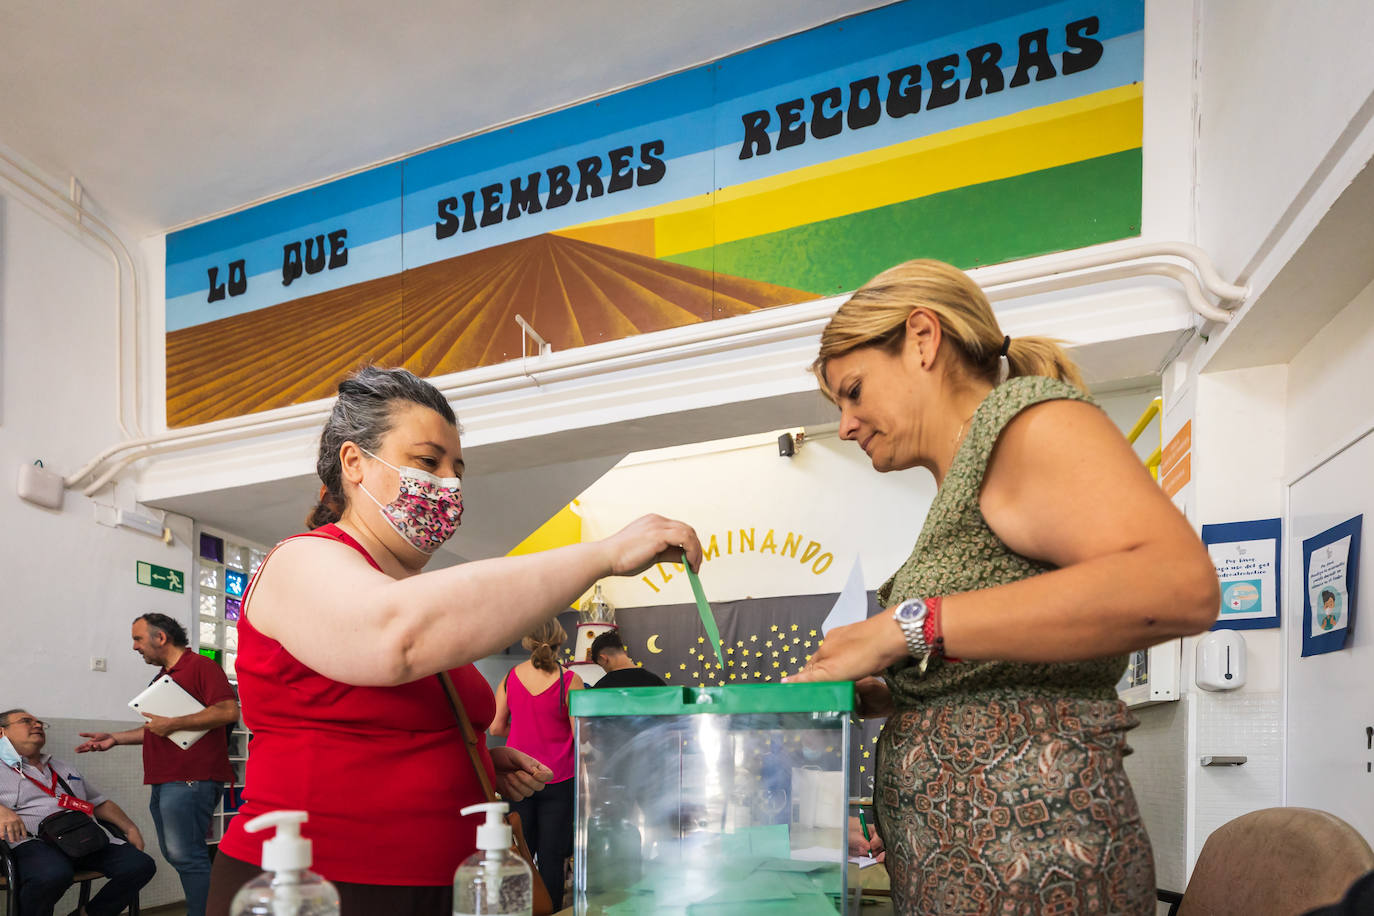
<box><xmin>358</xmin><ymin>448</ymin><xmax>463</xmax><ymax>554</ymax></box>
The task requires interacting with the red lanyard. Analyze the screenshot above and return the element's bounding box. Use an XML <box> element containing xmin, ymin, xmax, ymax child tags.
<box><xmin>22</xmin><ymin>765</ymin><xmax>60</xmax><ymax>798</ymax></box>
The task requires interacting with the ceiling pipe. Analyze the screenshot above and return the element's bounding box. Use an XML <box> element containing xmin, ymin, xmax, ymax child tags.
<box><xmin>0</xmin><ymin>148</ymin><xmax>144</xmax><ymax>439</ymax></box>
<box><xmin>62</xmin><ymin>240</ymin><xmax>1246</xmax><ymax>494</ymax></box>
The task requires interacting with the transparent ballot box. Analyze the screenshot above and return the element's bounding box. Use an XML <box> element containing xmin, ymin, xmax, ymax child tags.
<box><xmin>571</xmin><ymin>683</ymin><xmax>853</xmax><ymax>915</ymax></box>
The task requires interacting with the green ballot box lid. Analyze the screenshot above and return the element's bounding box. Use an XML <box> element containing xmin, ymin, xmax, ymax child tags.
<box><xmin>571</xmin><ymin>681</ymin><xmax>854</xmax><ymax>717</ymax></box>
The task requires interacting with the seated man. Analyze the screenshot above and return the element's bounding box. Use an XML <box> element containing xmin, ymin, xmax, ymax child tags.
<box><xmin>0</xmin><ymin>709</ymin><xmax>155</xmax><ymax>916</ymax></box>
<box><xmin>588</xmin><ymin>632</ymin><xmax>666</xmax><ymax>688</ymax></box>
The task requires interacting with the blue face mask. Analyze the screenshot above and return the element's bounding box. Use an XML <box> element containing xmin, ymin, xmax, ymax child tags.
<box><xmin>0</xmin><ymin>735</ymin><xmax>22</xmax><ymax>769</ymax></box>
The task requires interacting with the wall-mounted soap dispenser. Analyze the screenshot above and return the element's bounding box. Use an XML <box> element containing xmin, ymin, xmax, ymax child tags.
<box><xmin>1195</xmin><ymin>629</ymin><xmax>1246</xmax><ymax>691</ymax></box>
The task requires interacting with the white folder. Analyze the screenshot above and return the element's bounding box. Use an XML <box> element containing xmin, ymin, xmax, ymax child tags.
<box><xmin>128</xmin><ymin>675</ymin><xmax>210</xmax><ymax>749</ymax></box>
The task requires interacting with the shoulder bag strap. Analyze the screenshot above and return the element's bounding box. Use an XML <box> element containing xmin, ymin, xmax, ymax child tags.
<box><xmin>51</xmin><ymin>770</ymin><xmax>79</xmax><ymax>799</ymax></box>
<box><xmin>438</xmin><ymin>672</ymin><xmax>556</xmax><ymax>916</ymax></box>
<box><xmin>438</xmin><ymin>672</ymin><xmax>497</xmax><ymax>802</ymax></box>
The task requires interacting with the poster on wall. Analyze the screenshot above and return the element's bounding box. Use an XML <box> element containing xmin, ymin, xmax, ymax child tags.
<box><xmin>164</xmin><ymin>0</ymin><xmax>1146</xmax><ymax>428</ymax></box>
<box><xmin>1200</xmin><ymin>517</ymin><xmax>1280</xmax><ymax>630</ymax></box>
<box><xmin>1301</xmin><ymin>515</ymin><xmax>1362</xmax><ymax>657</ymax></box>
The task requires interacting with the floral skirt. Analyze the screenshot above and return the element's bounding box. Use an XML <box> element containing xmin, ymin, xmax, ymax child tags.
<box><xmin>874</xmin><ymin>692</ymin><xmax>1155</xmax><ymax>916</ymax></box>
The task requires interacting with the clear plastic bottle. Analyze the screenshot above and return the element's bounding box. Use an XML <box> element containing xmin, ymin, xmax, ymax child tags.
<box><xmin>453</xmin><ymin>801</ymin><xmax>532</xmax><ymax>916</ymax></box>
<box><xmin>229</xmin><ymin>810</ymin><xmax>340</xmax><ymax>916</ymax></box>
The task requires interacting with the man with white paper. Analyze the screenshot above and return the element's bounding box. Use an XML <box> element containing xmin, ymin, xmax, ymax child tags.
<box><xmin>75</xmin><ymin>614</ymin><xmax>238</xmax><ymax>916</ymax></box>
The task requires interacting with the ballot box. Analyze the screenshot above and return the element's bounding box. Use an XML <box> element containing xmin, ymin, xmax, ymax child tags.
<box><xmin>571</xmin><ymin>683</ymin><xmax>853</xmax><ymax>915</ymax></box>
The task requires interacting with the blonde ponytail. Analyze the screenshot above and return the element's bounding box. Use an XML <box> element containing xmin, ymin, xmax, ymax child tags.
<box><xmin>813</xmin><ymin>259</ymin><xmax>1086</xmax><ymax>395</ymax></box>
<box><xmin>522</xmin><ymin>618</ymin><xmax>568</xmax><ymax>673</ymax></box>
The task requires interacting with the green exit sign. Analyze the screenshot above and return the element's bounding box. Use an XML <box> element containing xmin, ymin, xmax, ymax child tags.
<box><xmin>136</xmin><ymin>561</ymin><xmax>185</xmax><ymax>593</ymax></box>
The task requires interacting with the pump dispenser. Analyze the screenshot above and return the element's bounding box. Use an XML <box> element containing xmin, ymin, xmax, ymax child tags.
<box><xmin>229</xmin><ymin>811</ymin><xmax>340</xmax><ymax>916</ymax></box>
<box><xmin>454</xmin><ymin>801</ymin><xmax>532</xmax><ymax>915</ymax></box>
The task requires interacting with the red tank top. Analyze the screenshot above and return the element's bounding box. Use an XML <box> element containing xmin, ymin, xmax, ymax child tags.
<box><xmin>217</xmin><ymin>524</ymin><xmax>497</xmax><ymax>886</ymax></box>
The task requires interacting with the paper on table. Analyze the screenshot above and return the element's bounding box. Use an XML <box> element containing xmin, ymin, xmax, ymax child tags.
<box><xmin>684</xmin><ymin>551</ymin><xmax>725</xmax><ymax>667</ymax></box>
<box><xmin>721</xmin><ymin>824</ymin><xmax>790</xmax><ymax>859</ymax></box>
<box><xmin>821</xmin><ymin>556</ymin><xmax>867</xmax><ymax>634</ymax></box>
<box><xmin>849</xmin><ymin>854</ymin><xmax>881</xmax><ymax>868</ymax></box>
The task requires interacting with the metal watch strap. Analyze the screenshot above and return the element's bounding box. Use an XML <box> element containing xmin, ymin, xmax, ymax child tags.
<box><xmin>894</xmin><ymin>597</ymin><xmax>933</xmax><ymax>675</ymax></box>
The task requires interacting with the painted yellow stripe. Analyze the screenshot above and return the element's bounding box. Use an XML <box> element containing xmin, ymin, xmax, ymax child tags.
<box><xmin>508</xmin><ymin>502</ymin><xmax>582</xmax><ymax>557</ymax></box>
<box><xmin>559</xmin><ymin>84</ymin><xmax>1142</xmax><ymax>258</ymax></box>
<box><xmin>507</xmin><ymin>500</ymin><xmax>585</xmax><ymax>608</ymax></box>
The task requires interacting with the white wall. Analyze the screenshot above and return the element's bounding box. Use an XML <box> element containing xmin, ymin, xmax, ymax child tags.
<box><xmin>1285</xmin><ymin>278</ymin><xmax>1374</xmax><ymax>473</ymax></box>
<box><xmin>0</xmin><ymin>180</ymin><xmax>198</xmax><ymax>908</ymax></box>
<box><xmin>1196</xmin><ymin>0</ymin><xmax>1374</xmax><ymax>280</ymax></box>
<box><xmin>1155</xmin><ymin>0</ymin><xmax>1374</xmax><ymax>880</ymax></box>
<box><xmin>0</xmin><ymin>185</ymin><xmax>199</xmax><ymax>719</ymax></box>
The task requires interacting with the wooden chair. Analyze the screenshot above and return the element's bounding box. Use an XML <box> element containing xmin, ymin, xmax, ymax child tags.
<box><xmin>1157</xmin><ymin>808</ymin><xmax>1374</xmax><ymax>916</ymax></box>
<box><xmin>0</xmin><ymin>820</ymin><xmax>142</xmax><ymax>916</ymax></box>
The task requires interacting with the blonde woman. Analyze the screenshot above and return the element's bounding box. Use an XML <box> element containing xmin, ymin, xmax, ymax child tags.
<box><xmin>791</xmin><ymin>260</ymin><xmax>1218</xmax><ymax>914</ymax></box>
<box><xmin>490</xmin><ymin>619</ymin><xmax>583</xmax><ymax>911</ymax></box>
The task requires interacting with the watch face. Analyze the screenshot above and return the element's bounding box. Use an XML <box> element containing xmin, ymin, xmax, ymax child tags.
<box><xmin>895</xmin><ymin>598</ymin><xmax>927</xmax><ymax>622</ymax></box>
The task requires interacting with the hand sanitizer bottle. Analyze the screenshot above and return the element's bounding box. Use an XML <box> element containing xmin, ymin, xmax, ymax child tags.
<box><xmin>230</xmin><ymin>811</ymin><xmax>340</xmax><ymax>916</ymax></box>
<box><xmin>453</xmin><ymin>801</ymin><xmax>532</xmax><ymax>915</ymax></box>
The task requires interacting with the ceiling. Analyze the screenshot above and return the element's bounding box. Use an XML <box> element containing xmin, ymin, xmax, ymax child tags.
<box><xmin>147</xmin><ymin>388</ymin><xmax>843</xmax><ymax>563</ymax></box>
<box><xmin>4</xmin><ymin>0</ymin><xmax>1188</xmax><ymax>559</ymax></box>
<box><xmin>0</xmin><ymin>0</ymin><xmax>887</xmax><ymax>238</ymax></box>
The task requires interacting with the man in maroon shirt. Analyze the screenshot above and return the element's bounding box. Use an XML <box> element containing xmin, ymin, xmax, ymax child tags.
<box><xmin>76</xmin><ymin>614</ymin><xmax>239</xmax><ymax>916</ymax></box>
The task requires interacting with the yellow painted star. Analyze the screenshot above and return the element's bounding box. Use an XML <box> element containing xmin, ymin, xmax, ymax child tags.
<box><xmin>790</xmin><ymin>624</ymin><xmax>798</xmax><ymax>631</ymax></box>
<box><xmin>750</xmin><ymin>635</ymin><xmax>758</xmax><ymax>642</ymax></box>
<box><xmin>697</xmin><ymin>636</ymin><xmax>704</xmax><ymax>643</ymax></box>
<box><xmin>770</xmin><ymin>625</ymin><xmax>779</xmax><ymax>632</ymax></box>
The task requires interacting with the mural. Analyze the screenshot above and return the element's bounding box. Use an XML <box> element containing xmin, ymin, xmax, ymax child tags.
<box><xmin>165</xmin><ymin>0</ymin><xmax>1145</xmax><ymax>426</ymax></box>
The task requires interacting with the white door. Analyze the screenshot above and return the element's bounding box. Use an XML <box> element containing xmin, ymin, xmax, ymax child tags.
<box><xmin>1285</xmin><ymin>425</ymin><xmax>1374</xmax><ymax>843</ymax></box>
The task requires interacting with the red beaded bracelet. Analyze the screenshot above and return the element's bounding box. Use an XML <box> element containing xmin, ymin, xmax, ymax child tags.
<box><xmin>921</xmin><ymin>596</ymin><xmax>961</xmax><ymax>663</ymax></box>
<box><xmin>921</xmin><ymin>596</ymin><xmax>940</xmax><ymax>650</ymax></box>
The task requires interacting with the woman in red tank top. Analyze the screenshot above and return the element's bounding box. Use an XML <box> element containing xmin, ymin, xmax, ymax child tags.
<box><xmin>204</xmin><ymin>366</ymin><xmax>704</xmax><ymax>916</ymax></box>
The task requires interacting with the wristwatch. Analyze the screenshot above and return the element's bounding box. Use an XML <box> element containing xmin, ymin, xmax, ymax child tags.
<box><xmin>892</xmin><ymin>597</ymin><xmax>934</xmax><ymax>674</ymax></box>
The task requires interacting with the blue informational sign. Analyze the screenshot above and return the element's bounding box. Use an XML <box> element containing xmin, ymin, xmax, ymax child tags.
<box><xmin>1301</xmin><ymin>515</ymin><xmax>1362</xmax><ymax>658</ymax></box>
<box><xmin>1201</xmin><ymin>518</ymin><xmax>1281</xmax><ymax>630</ymax></box>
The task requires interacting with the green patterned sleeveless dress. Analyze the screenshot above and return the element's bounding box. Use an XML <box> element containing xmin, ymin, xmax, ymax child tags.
<box><xmin>873</xmin><ymin>376</ymin><xmax>1154</xmax><ymax>915</ymax></box>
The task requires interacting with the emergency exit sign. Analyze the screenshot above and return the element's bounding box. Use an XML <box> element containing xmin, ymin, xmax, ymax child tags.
<box><xmin>136</xmin><ymin>561</ymin><xmax>184</xmax><ymax>593</ymax></box>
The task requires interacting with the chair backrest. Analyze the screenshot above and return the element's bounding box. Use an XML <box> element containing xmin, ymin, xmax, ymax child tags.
<box><xmin>1179</xmin><ymin>807</ymin><xmax>1374</xmax><ymax>916</ymax></box>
